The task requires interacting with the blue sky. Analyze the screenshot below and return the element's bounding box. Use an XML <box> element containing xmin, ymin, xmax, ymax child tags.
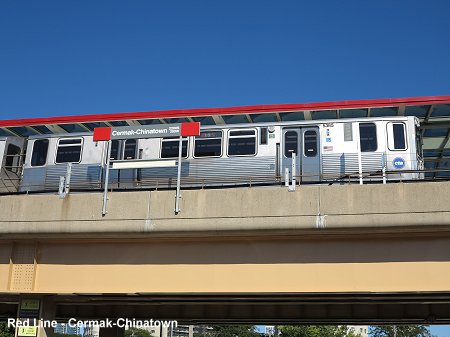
<box><xmin>431</xmin><ymin>325</ymin><xmax>450</xmax><ymax>337</ymax></box>
<box><xmin>0</xmin><ymin>1</ymin><xmax>449</xmax><ymax>335</ymax></box>
<box><xmin>0</xmin><ymin>0</ymin><xmax>449</xmax><ymax>120</ymax></box>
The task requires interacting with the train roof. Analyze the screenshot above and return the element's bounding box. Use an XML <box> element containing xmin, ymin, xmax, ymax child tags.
<box><xmin>0</xmin><ymin>95</ymin><xmax>449</xmax><ymax>178</ymax></box>
<box><xmin>25</xmin><ymin>115</ymin><xmax>418</xmax><ymax>141</ymax></box>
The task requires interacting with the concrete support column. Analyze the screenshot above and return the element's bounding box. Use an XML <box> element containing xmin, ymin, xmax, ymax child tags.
<box><xmin>99</xmin><ymin>326</ymin><xmax>125</xmax><ymax>337</ymax></box>
<box><xmin>160</xmin><ymin>326</ymin><xmax>168</xmax><ymax>337</ymax></box>
<box><xmin>37</xmin><ymin>298</ymin><xmax>55</xmax><ymax>337</ymax></box>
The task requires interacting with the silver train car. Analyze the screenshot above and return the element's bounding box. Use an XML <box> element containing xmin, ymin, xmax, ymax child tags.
<box><xmin>16</xmin><ymin>116</ymin><xmax>423</xmax><ymax>192</ymax></box>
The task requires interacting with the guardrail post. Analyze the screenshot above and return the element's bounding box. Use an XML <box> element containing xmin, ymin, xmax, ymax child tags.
<box><xmin>102</xmin><ymin>140</ymin><xmax>112</xmax><ymax>216</ymax></box>
<box><xmin>289</xmin><ymin>152</ymin><xmax>296</xmax><ymax>192</ymax></box>
<box><xmin>58</xmin><ymin>163</ymin><xmax>72</xmax><ymax>199</ymax></box>
<box><xmin>284</xmin><ymin>168</ymin><xmax>289</xmax><ymax>187</ymax></box>
<box><xmin>65</xmin><ymin>163</ymin><xmax>72</xmax><ymax>193</ymax></box>
<box><xmin>58</xmin><ymin>176</ymin><xmax>65</xmax><ymax>198</ymax></box>
<box><xmin>175</xmin><ymin>135</ymin><xmax>183</xmax><ymax>214</ymax></box>
<box><xmin>358</xmin><ymin>150</ymin><xmax>363</xmax><ymax>185</ymax></box>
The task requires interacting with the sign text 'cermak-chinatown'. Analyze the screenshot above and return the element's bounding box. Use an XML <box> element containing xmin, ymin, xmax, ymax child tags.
<box><xmin>93</xmin><ymin>122</ymin><xmax>200</xmax><ymax>141</ymax></box>
<box><xmin>93</xmin><ymin>122</ymin><xmax>200</xmax><ymax>215</ymax></box>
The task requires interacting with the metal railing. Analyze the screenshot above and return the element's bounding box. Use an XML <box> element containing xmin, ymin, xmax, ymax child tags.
<box><xmin>1</xmin><ymin>162</ymin><xmax>450</xmax><ymax>195</ymax></box>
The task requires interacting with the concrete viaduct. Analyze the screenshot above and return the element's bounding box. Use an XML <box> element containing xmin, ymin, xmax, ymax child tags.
<box><xmin>1</xmin><ymin>181</ymin><xmax>450</xmax><ymax>332</ymax></box>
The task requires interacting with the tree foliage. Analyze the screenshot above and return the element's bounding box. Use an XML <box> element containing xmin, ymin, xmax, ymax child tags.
<box><xmin>279</xmin><ymin>325</ymin><xmax>362</xmax><ymax>337</ymax></box>
<box><xmin>369</xmin><ymin>326</ymin><xmax>435</xmax><ymax>337</ymax></box>
<box><xmin>0</xmin><ymin>322</ymin><xmax>14</xmax><ymax>337</ymax></box>
<box><xmin>124</xmin><ymin>328</ymin><xmax>153</xmax><ymax>337</ymax></box>
<box><xmin>207</xmin><ymin>325</ymin><xmax>260</xmax><ymax>337</ymax></box>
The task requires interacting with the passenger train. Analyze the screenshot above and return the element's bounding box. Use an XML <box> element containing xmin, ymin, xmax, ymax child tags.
<box><xmin>0</xmin><ymin>116</ymin><xmax>423</xmax><ymax>193</ymax></box>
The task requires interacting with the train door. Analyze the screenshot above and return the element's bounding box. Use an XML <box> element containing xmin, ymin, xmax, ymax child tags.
<box><xmin>109</xmin><ymin>139</ymin><xmax>138</xmax><ymax>187</ymax></box>
<box><xmin>282</xmin><ymin>127</ymin><xmax>320</xmax><ymax>183</ymax></box>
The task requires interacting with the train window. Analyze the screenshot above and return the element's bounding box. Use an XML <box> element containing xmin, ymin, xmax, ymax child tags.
<box><xmin>228</xmin><ymin>129</ymin><xmax>256</xmax><ymax>156</ymax></box>
<box><xmin>123</xmin><ymin>139</ymin><xmax>137</xmax><ymax>160</ymax></box>
<box><xmin>161</xmin><ymin>137</ymin><xmax>188</xmax><ymax>158</ymax></box>
<box><xmin>284</xmin><ymin>131</ymin><xmax>298</xmax><ymax>158</ymax></box>
<box><xmin>110</xmin><ymin>140</ymin><xmax>120</xmax><ymax>160</ymax></box>
<box><xmin>229</xmin><ymin>130</ymin><xmax>255</xmax><ymax>136</ymax></box>
<box><xmin>393</xmin><ymin>123</ymin><xmax>406</xmax><ymax>150</ymax></box>
<box><xmin>56</xmin><ymin>138</ymin><xmax>82</xmax><ymax>163</ymax></box>
<box><xmin>5</xmin><ymin>144</ymin><xmax>21</xmax><ymax>173</ymax></box>
<box><xmin>31</xmin><ymin>139</ymin><xmax>49</xmax><ymax>167</ymax></box>
<box><xmin>260</xmin><ymin>128</ymin><xmax>268</xmax><ymax>145</ymax></box>
<box><xmin>359</xmin><ymin>123</ymin><xmax>377</xmax><ymax>152</ymax></box>
<box><xmin>416</xmin><ymin>126</ymin><xmax>422</xmax><ymax>158</ymax></box>
<box><xmin>58</xmin><ymin>139</ymin><xmax>82</xmax><ymax>145</ymax></box>
<box><xmin>304</xmin><ymin>130</ymin><xmax>317</xmax><ymax>157</ymax></box>
<box><xmin>387</xmin><ymin>123</ymin><xmax>407</xmax><ymax>151</ymax></box>
<box><xmin>344</xmin><ymin>123</ymin><xmax>353</xmax><ymax>141</ymax></box>
<box><xmin>194</xmin><ymin>131</ymin><xmax>222</xmax><ymax>157</ymax></box>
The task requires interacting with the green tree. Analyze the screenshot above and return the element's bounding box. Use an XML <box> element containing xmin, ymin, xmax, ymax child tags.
<box><xmin>369</xmin><ymin>325</ymin><xmax>435</xmax><ymax>337</ymax></box>
<box><xmin>207</xmin><ymin>325</ymin><xmax>260</xmax><ymax>337</ymax></box>
<box><xmin>124</xmin><ymin>328</ymin><xmax>153</xmax><ymax>337</ymax></box>
<box><xmin>279</xmin><ymin>325</ymin><xmax>362</xmax><ymax>337</ymax></box>
<box><xmin>0</xmin><ymin>322</ymin><xmax>14</xmax><ymax>337</ymax></box>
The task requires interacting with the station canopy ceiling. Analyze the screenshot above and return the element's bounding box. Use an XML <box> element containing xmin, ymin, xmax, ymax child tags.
<box><xmin>0</xmin><ymin>95</ymin><xmax>449</xmax><ymax>177</ymax></box>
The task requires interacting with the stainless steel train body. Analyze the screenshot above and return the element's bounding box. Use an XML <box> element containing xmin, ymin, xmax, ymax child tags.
<box><xmin>21</xmin><ymin>134</ymin><xmax>105</xmax><ymax>191</ymax></box>
<box><xmin>19</xmin><ymin>116</ymin><xmax>422</xmax><ymax>192</ymax></box>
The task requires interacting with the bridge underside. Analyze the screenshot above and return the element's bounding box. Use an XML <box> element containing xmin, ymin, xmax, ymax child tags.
<box><xmin>1</xmin><ymin>183</ymin><xmax>450</xmax><ymax>323</ymax></box>
<box><xmin>2</xmin><ymin>233</ymin><xmax>450</xmax><ymax>324</ymax></box>
<box><xmin>1</xmin><ymin>293</ymin><xmax>450</xmax><ymax>324</ymax></box>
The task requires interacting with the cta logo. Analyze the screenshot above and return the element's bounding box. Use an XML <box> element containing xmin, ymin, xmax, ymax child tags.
<box><xmin>393</xmin><ymin>157</ymin><xmax>405</xmax><ymax>169</ymax></box>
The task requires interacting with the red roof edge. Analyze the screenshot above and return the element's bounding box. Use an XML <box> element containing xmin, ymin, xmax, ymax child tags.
<box><xmin>1</xmin><ymin>95</ymin><xmax>450</xmax><ymax>128</ymax></box>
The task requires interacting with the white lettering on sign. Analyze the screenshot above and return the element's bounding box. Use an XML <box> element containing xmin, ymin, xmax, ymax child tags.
<box><xmin>112</xmin><ymin>128</ymin><xmax>169</xmax><ymax>137</ymax></box>
<box><xmin>109</xmin><ymin>124</ymin><xmax>181</xmax><ymax>139</ymax></box>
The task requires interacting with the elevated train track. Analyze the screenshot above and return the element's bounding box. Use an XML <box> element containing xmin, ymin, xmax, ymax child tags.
<box><xmin>1</xmin><ymin>95</ymin><xmax>450</xmax><ymax>325</ymax></box>
<box><xmin>1</xmin><ymin>182</ymin><xmax>450</xmax><ymax>323</ymax></box>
